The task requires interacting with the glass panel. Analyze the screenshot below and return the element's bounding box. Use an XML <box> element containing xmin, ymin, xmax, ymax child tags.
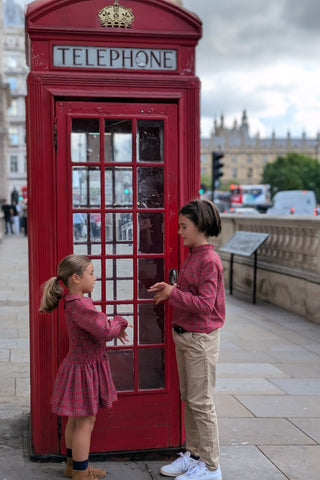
<box><xmin>107</xmin><ymin>350</ymin><xmax>134</xmax><ymax>391</ymax></box>
<box><xmin>106</xmin><ymin>304</ymin><xmax>134</xmax><ymax>315</ymax></box>
<box><xmin>72</xmin><ymin>167</ymin><xmax>100</xmax><ymax>207</ymax></box>
<box><xmin>104</xmin><ymin>119</ymin><xmax>132</xmax><ymax>163</ymax></box>
<box><xmin>137</xmin><ymin>120</ymin><xmax>164</xmax><ymax>163</ymax></box>
<box><xmin>106</xmin><ymin>258</ymin><xmax>134</xmax><ymax>301</ymax></box>
<box><xmin>138</xmin><ymin>303</ymin><xmax>164</xmax><ymax>344</ymax></box>
<box><xmin>89</xmin><ymin>213</ymin><xmax>101</xmax><ymax>240</ymax></box>
<box><xmin>73</xmin><ymin>213</ymin><xmax>101</xmax><ymax>255</ymax></box>
<box><xmin>72</xmin><ymin>212</ymin><xmax>86</xmax><ymax>241</ymax></box>
<box><xmin>107</xmin><ymin>315</ymin><xmax>134</xmax><ymax>346</ymax></box>
<box><xmin>137</xmin><ymin>167</ymin><xmax>164</xmax><ymax>208</ymax></box>
<box><xmin>91</xmin><ymin>279</ymin><xmax>101</xmax><ymax>302</ymax></box>
<box><xmin>138</xmin><ymin>258</ymin><xmax>164</xmax><ymax>299</ymax></box>
<box><xmin>91</xmin><ymin>258</ymin><xmax>101</xmax><ymax>278</ymax></box>
<box><xmin>71</xmin><ymin>118</ymin><xmax>100</xmax><ymax>163</ymax></box>
<box><xmin>138</xmin><ymin>212</ymin><xmax>164</xmax><ymax>253</ymax></box>
<box><xmin>105</xmin><ymin>213</ymin><xmax>133</xmax><ymax>255</ymax></box>
<box><xmin>138</xmin><ymin>349</ymin><xmax>165</xmax><ymax>390</ymax></box>
<box><xmin>105</xmin><ymin>167</ymin><xmax>132</xmax><ymax>207</ymax></box>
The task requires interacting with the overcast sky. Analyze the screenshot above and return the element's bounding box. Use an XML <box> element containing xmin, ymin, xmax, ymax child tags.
<box><xmin>18</xmin><ymin>0</ymin><xmax>320</xmax><ymax>139</ymax></box>
<box><xmin>183</xmin><ymin>0</ymin><xmax>320</xmax><ymax>139</ymax></box>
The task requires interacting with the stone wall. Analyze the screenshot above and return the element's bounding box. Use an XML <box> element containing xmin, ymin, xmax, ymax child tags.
<box><xmin>215</xmin><ymin>214</ymin><xmax>320</xmax><ymax>323</ymax></box>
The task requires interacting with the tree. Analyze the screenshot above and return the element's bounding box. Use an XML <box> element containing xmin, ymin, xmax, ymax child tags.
<box><xmin>262</xmin><ymin>153</ymin><xmax>320</xmax><ymax>201</ymax></box>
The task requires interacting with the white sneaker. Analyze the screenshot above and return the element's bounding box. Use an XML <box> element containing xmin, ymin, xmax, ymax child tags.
<box><xmin>177</xmin><ymin>461</ymin><xmax>222</xmax><ymax>480</ymax></box>
<box><xmin>160</xmin><ymin>452</ymin><xmax>198</xmax><ymax>477</ymax></box>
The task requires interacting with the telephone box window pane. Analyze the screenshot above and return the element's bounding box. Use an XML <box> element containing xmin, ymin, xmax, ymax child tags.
<box><xmin>108</xmin><ymin>350</ymin><xmax>134</xmax><ymax>391</ymax></box>
<box><xmin>137</xmin><ymin>120</ymin><xmax>164</xmax><ymax>163</ymax></box>
<box><xmin>91</xmin><ymin>258</ymin><xmax>101</xmax><ymax>279</ymax></box>
<box><xmin>138</xmin><ymin>349</ymin><xmax>165</xmax><ymax>390</ymax></box>
<box><xmin>105</xmin><ymin>213</ymin><xmax>133</xmax><ymax>255</ymax></box>
<box><xmin>72</xmin><ymin>167</ymin><xmax>101</xmax><ymax>207</ymax></box>
<box><xmin>106</xmin><ymin>281</ymin><xmax>133</xmax><ymax>301</ymax></box>
<box><xmin>138</xmin><ymin>212</ymin><xmax>164</xmax><ymax>253</ymax></box>
<box><xmin>107</xmin><ymin>315</ymin><xmax>134</xmax><ymax>346</ymax></box>
<box><xmin>73</xmin><ymin>212</ymin><xmax>86</xmax><ymax>241</ymax></box>
<box><xmin>105</xmin><ymin>167</ymin><xmax>132</xmax><ymax>207</ymax></box>
<box><xmin>137</xmin><ymin>167</ymin><xmax>164</xmax><ymax>208</ymax></box>
<box><xmin>106</xmin><ymin>258</ymin><xmax>134</xmax><ymax>300</ymax></box>
<box><xmin>73</xmin><ymin>213</ymin><xmax>101</xmax><ymax>255</ymax></box>
<box><xmin>91</xmin><ymin>279</ymin><xmax>101</xmax><ymax>302</ymax></box>
<box><xmin>89</xmin><ymin>213</ymin><xmax>101</xmax><ymax>240</ymax></box>
<box><xmin>104</xmin><ymin>119</ymin><xmax>132</xmax><ymax>163</ymax></box>
<box><xmin>138</xmin><ymin>303</ymin><xmax>164</xmax><ymax>345</ymax></box>
<box><xmin>71</xmin><ymin>118</ymin><xmax>100</xmax><ymax>163</ymax></box>
<box><xmin>138</xmin><ymin>258</ymin><xmax>164</xmax><ymax>299</ymax></box>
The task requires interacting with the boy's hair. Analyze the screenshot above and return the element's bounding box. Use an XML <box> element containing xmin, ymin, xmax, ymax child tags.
<box><xmin>179</xmin><ymin>199</ymin><xmax>221</xmax><ymax>237</ymax></box>
<box><xmin>39</xmin><ymin>254</ymin><xmax>91</xmax><ymax>313</ymax></box>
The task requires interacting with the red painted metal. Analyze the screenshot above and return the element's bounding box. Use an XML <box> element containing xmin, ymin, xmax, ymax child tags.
<box><xmin>26</xmin><ymin>0</ymin><xmax>201</xmax><ymax>456</ymax></box>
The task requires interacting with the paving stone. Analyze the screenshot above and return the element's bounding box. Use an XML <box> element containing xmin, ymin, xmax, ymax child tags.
<box><xmin>1</xmin><ymin>329</ymin><xmax>18</xmax><ymax>339</ymax></box>
<box><xmin>217</xmin><ymin>362</ymin><xmax>287</xmax><ymax>378</ymax></box>
<box><xmin>261</xmin><ymin>445</ymin><xmax>320</xmax><ymax>480</ymax></box>
<box><xmin>219</xmin><ymin>417</ymin><xmax>316</xmax><ymax>446</ymax></box>
<box><xmin>11</xmin><ymin>348</ymin><xmax>30</xmax><ymax>363</ymax></box>
<box><xmin>289</xmin><ymin>418</ymin><xmax>320</xmax><ymax>443</ymax></box>
<box><xmin>16</xmin><ymin>377</ymin><xmax>30</xmax><ymax>397</ymax></box>
<box><xmin>269</xmin><ymin>378</ymin><xmax>320</xmax><ymax>395</ymax></box>
<box><xmin>0</xmin><ymin>349</ymin><xmax>9</xmax><ymax>362</ymax></box>
<box><xmin>0</xmin><ymin>377</ymin><xmax>15</xmax><ymax>396</ymax></box>
<box><xmin>235</xmin><ymin>395</ymin><xmax>320</xmax><ymax>417</ymax></box>
<box><xmin>273</xmin><ymin>362</ymin><xmax>320</xmax><ymax>378</ymax></box>
<box><xmin>219</xmin><ymin>445</ymin><xmax>288</xmax><ymax>479</ymax></box>
<box><xmin>215</xmin><ymin>394</ymin><xmax>254</xmax><ymax>418</ymax></box>
<box><xmin>216</xmin><ymin>378</ymin><xmax>285</xmax><ymax>395</ymax></box>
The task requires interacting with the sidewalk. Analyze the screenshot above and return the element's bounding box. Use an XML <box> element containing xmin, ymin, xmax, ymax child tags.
<box><xmin>0</xmin><ymin>234</ymin><xmax>320</xmax><ymax>480</ymax></box>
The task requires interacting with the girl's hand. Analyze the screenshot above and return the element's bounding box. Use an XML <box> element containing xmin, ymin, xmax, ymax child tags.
<box><xmin>148</xmin><ymin>282</ymin><xmax>174</xmax><ymax>305</ymax></box>
<box><xmin>116</xmin><ymin>322</ymin><xmax>132</xmax><ymax>345</ymax></box>
<box><xmin>117</xmin><ymin>330</ymin><xmax>130</xmax><ymax>345</ymax></box>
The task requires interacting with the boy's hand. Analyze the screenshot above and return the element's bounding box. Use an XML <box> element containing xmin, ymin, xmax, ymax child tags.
<box><xmin>148</xmin><ymin>282</ymin><xmax>174</xmax><ymax>304</ymax></box>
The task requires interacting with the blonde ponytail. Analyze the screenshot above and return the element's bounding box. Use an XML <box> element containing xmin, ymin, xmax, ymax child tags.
<box><xmin>39</xmin><ymin>277</ymin><xmax>64</xmax><ymax>313</ymax></box>
<box><xmin>39</xmin><ymin>254</ymin><xmax>91</xmax><ymax>313</ymax></box>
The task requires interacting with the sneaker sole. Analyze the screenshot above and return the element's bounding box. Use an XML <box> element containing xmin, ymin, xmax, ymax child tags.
<box><xmin>160</xmin><ymin>467</ymin><xmax>185</xmax><ymax>477</ymax></box>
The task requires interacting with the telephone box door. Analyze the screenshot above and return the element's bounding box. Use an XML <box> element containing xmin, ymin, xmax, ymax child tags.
<box><xmin>55</xmin><ymin>100</ymin><xmax>180</xmax><ymax>452</ymax></box>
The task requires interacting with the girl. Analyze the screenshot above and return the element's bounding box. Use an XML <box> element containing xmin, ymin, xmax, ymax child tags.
<box><xmin>148</xmin><ymin>199</ymin><xmax>225</xmax><ymax>480</ymax></box>
<box><xmin>39</xmin><ymin>254</ymin><xmax>130</xmax><ymax>480</ymax></box>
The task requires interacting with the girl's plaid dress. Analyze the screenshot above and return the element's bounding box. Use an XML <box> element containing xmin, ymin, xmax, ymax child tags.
<box><xmin>51</xmin><ymin>294</ymin><xmax>128</xmax><ymax>416</ymax></box>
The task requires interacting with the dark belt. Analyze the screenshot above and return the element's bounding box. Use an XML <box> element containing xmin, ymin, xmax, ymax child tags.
<box><xmin>173</xmin><ymin>324</ymin><xmax>187</xmax><ymax>334</ymax></box>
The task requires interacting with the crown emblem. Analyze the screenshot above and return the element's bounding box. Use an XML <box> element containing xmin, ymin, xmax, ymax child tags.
<box><xmin>98</xmin><ymin>1</ymin><xmax>135</xmax><ymax>28</ymax></box>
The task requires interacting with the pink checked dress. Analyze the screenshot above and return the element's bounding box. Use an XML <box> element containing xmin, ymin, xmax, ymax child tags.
<box><xmin>51</xmin><ymin>294</ymin><xmax>128</xmax><ymax>417</ymax></box>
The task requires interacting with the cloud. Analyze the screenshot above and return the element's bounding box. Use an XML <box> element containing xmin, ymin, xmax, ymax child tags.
<box><xmin>183</xmin><ymin>0</ymin><xmax>320</xmax><ymax>138</ymax></box>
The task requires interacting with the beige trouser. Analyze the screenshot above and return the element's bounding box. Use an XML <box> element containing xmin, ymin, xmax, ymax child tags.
<box><xmin>173</xmin><ymin>328</ymin><xmax>220</xmax><ymax>471</ymax></box>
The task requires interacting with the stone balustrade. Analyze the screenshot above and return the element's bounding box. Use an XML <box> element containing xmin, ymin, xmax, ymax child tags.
<box><xmin>215</xmin><ymin>214</ymin><xmax>320</xmax><ymax>323</ymax></box>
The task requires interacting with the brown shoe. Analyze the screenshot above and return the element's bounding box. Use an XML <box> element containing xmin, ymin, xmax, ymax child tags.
<box><xmin>71</xmin><ymin>466</ymin><xmax>107</xmax><ymax>479</ymax></box>
<box><xmin>65</xmin><ymin>458</ymin><xmax>73</xmax><ymax>478</ymax></box>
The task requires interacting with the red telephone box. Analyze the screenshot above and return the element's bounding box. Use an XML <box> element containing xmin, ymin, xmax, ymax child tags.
<box><xmin>26</xmin><ymin>0</ymin><xmax>202</xmax><ymax>456</ymax></box>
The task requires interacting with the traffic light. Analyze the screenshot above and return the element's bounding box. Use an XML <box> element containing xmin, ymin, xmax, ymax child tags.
<box><xmin>199</xmin><ymin>183</ymin><xmax>207</xmax><ymax>195</ymax></box>
<box><xmin>212</xmin><ymin>151</ymin><xmax>224</xmax><ymax>185</ymax></box>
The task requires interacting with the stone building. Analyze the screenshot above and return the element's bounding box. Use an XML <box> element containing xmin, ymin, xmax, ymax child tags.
<box><xmin>201</xmin><ymin>110</ymin><xmax>320</xmax><ymax>187</ymax></box>
<box><xmin>1</xmin><ymin>0</ymin><xmax>28</xmax><ymax>201</ymax></box>
<box><xmin>0</xmin><ymin>0</ymin><xmax>11</xmax><ymax>202</ymax></box>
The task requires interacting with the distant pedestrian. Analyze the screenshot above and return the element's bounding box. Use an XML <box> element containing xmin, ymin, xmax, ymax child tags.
<box><xmin>11</xmin><ymin>202</ymin><xmax>20</xmax><ymax>234</ymax></box>
<box><xmin>39</xmin><ymin>254</ymin><xmax>131</xmax><ymax>480</ymax></box>
<box><xmin>1</xmin><ymin>200</ymin><xmax>14</xmax><ymax>234</ymax></box>
<box><xmin>148</xmin><ymin>199</ymin><xmax>225</xmax><ymax>480</ymax></box>
<box><xmin>22</xmin><ymin>200</ymin><xmax>27</xmax><ymax>236</ymax></box>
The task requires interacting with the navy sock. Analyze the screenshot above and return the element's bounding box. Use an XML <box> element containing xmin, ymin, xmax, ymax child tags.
<box><xmin>67</xmin><ymin>448</ymin><xmax>72</xmax><ymax>459</ymax></box>
<box><xmin>190</xmin><ymin>454</ymin><xmax>200</xmax><ymax>460</ymax></box>
<box><xmin>73</xmin><ymin>459</ymin><xmax>88</xmax><ymax>471</ymax></box>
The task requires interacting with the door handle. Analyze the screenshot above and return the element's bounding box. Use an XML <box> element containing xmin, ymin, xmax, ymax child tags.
<box><xmin>169</xmin><ymin>268</ymin><xmax>177</xmax><ymax>285</ymax></box>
